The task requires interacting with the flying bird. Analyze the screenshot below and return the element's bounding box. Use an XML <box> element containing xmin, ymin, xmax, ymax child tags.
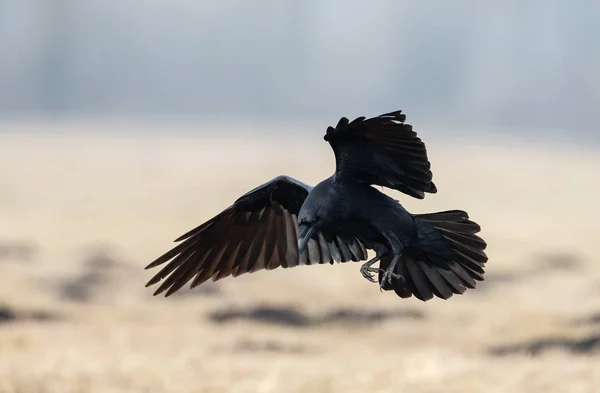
<box><xmin>145</xmin><ymin>110</ymin><xmax>488</xmax><ymax>301</ymax></box>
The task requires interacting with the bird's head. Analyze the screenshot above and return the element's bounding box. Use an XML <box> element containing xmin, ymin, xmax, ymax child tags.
<box><xmin>296</xmin><ymin>189</ymin><xmax>335</xmax><ymax>255</ymax></box>
<box><xmin>296</xmin><ymin>211</ymin><xmax>324</xmax><ymax>255</ymax></box>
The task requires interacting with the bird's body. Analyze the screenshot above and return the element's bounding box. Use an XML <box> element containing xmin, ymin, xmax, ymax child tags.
<box><xmin>145</xmin><ymin>110</ymin><xmax>488</xmax><ymax>301</ymax></box>
<box><xmin>299</xmin><ymin>175</ymin><xmax>414</xmax><ymax>258</ymax></box>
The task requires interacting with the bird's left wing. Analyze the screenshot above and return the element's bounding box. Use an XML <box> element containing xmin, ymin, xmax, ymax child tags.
<box><xmin>145</xmin><ymin>175</ymin><xmax>367</xmax><ymax>297</ymax></box>
<box><xmin>324</xmin><ymin>110</ymin><xmax>437</xmax><ymax>199</ymax></box>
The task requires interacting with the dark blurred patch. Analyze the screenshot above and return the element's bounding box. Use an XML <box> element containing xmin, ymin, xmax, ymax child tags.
<box><xmin>234</xmin><ymin>338</ymin><xmax>306</xmax><ymax>354</ymax></box>
<box><xmin>0</xmin><ymin>240</ymin><xmax>38</xmax><ymax>263</ymax></box>
<box><xmin>58</xmin><ymin>247</ymin><xmax>132</xmax><ymax>302</ymax></box>
<box><xmin>0</xmin><ymin>304</ymin><xmax>60</xmax><ymax>325</ymax></box>
<box><xmin>572</xmin><ymin>311</ymin><xmax>600</xmax><ymax>326</ymax></box>
<box><xmin>489</xmin><ymin>335</ymin><xmax>600</xmax><ymax>356</ymax></box>
<box><xmin>59</xmin><ymin>270</ymin><xmax>106</xmax><ymax>302</ymax></box>
<box><xmin>83</xmin><ymin>248</ymin><xmax>122</xmax><ymax>270</ymax></box>
<box><xmin>318</xmin><ymin>307</ymin><xmax>424</xmax><ymax>325</ymax></box>
<box><xmin>0</xmin><ymin>306</ymin><xmax>17</xmax><ymax>323</ymax></box>
<box><xmin>584</xmin><ymin>313</ymin><xmax>600</xmax><ymax>325</ymax></box>
<box><xmin>207</xmin><ymin>304</ymin><xmax>424</xmax><ymax>328</ymax></box>
<box><xmin>534</xmin><ymin>250</ymin><xmax>584</xmax><ymax>271</ymax></box>
<box><xmin>209</xmin><ymin>305</ymin><xmax>311</xmax><ymax>327</ymax></box>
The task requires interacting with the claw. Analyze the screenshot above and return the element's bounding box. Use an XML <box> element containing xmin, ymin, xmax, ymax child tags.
<box><xmin>359</xmin><ymin>255</ymin><xmax>382</xmax><ymax>283</ymax></box>
<box><xmin>376</xmin><ymin>252</ymin><xmax>404</xmax><ymax>291</ymax></box>
<box><xmin>360</xmin><ymin>266</ymin><xmax>381</xmax><ymax>283</ymax></box>
<box><xmin>379</xmin><ymin>270</ymin><xmax>403</xmax><ymax>290</ymax></box>
<box><xmin>359</xmin><ymin>253</ymin><xmax>404</xmax><ymax>289</ymax></box>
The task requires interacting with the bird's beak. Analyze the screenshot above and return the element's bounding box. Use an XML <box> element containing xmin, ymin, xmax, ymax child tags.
<box><xmin>297</xmin><ymin>224</ymin><xmax>317</xmax><ymax>255</ymax></box>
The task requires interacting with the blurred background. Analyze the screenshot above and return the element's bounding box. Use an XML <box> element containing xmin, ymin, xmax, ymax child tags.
<box><xmin>1</xmin><ymin>1</ymin><xmax>599</xmax><ymax>392</ymax></box>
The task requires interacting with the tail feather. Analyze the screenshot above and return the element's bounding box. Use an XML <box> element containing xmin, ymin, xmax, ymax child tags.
<box><xmin>379</xmin><ymin>209</ymin><xmax>488</xmax><ymax>301</ymax></box>
<box><xmin>437</xmin><ymin>230</ymin><xmax>487</xmax><ymax>249</ymax></box>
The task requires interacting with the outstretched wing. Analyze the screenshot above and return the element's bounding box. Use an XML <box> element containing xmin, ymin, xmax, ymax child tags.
<box><xmin>145</xmin><ymin>175</ymin><xmax>367</xmax><ymax>297</ymax></box>
<box><xmin>324</xmin><ymin>110</ymin><xmax>437</xmax><ymax>199</ymax></box>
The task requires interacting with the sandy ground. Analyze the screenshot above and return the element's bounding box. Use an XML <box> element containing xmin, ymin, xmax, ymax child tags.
<box><xmin>1</xmin><ymin>123</ymin><xmax>600</xmax><ymax>393</ymax></box>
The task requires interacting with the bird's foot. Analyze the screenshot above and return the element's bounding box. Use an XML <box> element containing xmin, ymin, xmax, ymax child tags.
<box><xmin>360</xmin><ymin>266</ymin><xmax>382</xmax><ymax>283</ymax></box>
<box><xmin>379</xmin><ymin>269</ymin><xmax>404</xmax><ymax>291</ymax></box>
<box><xmin>359</xmin><ymin>256</ymin><xmax>382</xmax><ymax>283</ymax></box>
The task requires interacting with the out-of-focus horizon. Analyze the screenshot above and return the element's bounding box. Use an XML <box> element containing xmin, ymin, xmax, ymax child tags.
<box><xmin>1</xmin><ymin>0</ymin><xmax>599</xmax><ymax>138</ymax></box>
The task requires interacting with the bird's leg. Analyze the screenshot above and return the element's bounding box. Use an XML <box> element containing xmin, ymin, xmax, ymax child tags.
<box><xmin>379</xmin><ymin>254</ymin><xmax>404</xmax><ymax>291</ymax></box>
<box><xmin>359</xmin><ymin>254</ymin><xmax>383</xmax><ymax>283</ymax></box>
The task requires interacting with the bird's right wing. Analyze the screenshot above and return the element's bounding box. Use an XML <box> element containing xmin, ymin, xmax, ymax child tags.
<box><xmin>144</xmin><ymin>175</ymin><xmax>367</xmax><ymax>297</ymax></box>
<box><xmin>324</xmin><ymin>110</ymin><xmax>437</xmax><ymax>199</ymax></box>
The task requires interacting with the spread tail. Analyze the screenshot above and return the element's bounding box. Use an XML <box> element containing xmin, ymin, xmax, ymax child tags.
<box><xmin>378</xmin><ymin>210</ymin><xmax>488</xmax><ymax>301</ymax></box>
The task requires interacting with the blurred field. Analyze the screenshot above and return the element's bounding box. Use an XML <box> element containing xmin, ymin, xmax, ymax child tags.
<box><xmin>1</xmin><ymin>123</ymin><xmax>600</xmax><ymax>393</ymax></box>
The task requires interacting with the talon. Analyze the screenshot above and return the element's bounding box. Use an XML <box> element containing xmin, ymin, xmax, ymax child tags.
<box><xmin>360</xmin><ymin>266</ymin><xmax>381</xmax><ymax>283</ymax></box>
<box><xmin>379</xmin><ymin>270</ymin><xmax>403</xmax><ymax>290</ymax></box>
<box><xmin>359</xmin><ymin>255</ymin><xmax>383</xmax><ymax>284</ymax></box>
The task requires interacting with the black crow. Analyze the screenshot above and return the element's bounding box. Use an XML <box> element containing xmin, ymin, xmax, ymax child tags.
<box><xmin>145</xmin><ymin>110</ymin><xmax>488</xmax><ymax>301</ymax></box>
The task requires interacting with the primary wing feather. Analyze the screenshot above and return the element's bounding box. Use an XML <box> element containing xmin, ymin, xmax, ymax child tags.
<box><xmin>145</xmin><ymin>175</ymin><xmax>367</xmax><ymax>297</ymax></box>
<box><xmin>324</xmin><ymin>110</ymin><xmax>437</xmax><ymax>199</ymax></box>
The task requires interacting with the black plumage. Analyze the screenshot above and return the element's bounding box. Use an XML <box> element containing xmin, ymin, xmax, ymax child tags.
<box><xmin>145</xmin><ymin>110</ymin><xmax>488</xmax><ymax>301</ymax></box>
